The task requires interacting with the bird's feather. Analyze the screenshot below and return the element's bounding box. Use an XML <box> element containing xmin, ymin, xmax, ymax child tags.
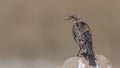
<box><xmin>72</xmin><ymin>21</ymin><xmax>96</xmax><ymax>66</ymax></box>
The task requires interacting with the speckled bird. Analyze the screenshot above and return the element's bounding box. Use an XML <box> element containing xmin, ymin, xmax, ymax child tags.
<box><xmin>65</xmin><ymin>14</ymin><xmax>96</xmax><ymax>67</ymax></box>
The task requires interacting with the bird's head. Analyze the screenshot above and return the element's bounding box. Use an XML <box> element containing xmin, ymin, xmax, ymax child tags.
<box><xmin>65</xmin><ymin>14</ymin><xmax>82</xmax><ymax>22</ymax></box>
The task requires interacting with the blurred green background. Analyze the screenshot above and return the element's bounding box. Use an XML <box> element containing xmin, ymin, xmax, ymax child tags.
<box><xmin>0</xmin><ymin>0</ymin><xmax>119</xmax><ymax>68</ymax></box>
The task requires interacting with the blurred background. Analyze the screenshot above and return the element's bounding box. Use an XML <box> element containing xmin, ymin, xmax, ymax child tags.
<box><xmin>0</xmin><ymin>0</ymin><xmax>119</xmax><ymax>68</ymax></box>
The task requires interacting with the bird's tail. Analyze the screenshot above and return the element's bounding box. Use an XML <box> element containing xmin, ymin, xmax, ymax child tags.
<box><xmin>88</xmin><ymin>54</ymin><xmax>96</xmax><ymax>66</ymax></box>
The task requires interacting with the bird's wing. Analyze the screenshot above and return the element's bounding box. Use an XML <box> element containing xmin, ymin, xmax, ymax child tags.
<box><xmin>81</xmin><ymin>30</ymin><xmax>95</xmax><ymax>55</ymax></box>
<box><xmin>83</xmin><ymin>31</ymin><xmax>93</xmax><ymax>47</ymax></box>
<box><xmin>84</xmin><ymin>24</ymin><xmax>93</xmax><ymax>48</ymax></box>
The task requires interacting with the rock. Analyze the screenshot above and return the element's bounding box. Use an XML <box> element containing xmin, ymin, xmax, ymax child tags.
<box><xmin>59</xmin><ymin>54</ymin><xmax>113</xmax><ymax>68</ymax></box>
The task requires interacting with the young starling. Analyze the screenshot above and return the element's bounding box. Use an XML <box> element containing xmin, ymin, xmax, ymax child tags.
<box><xmin>65</xmin><ymin>14</ymin><xmax>96</xmax><ymax>67</ymax></box>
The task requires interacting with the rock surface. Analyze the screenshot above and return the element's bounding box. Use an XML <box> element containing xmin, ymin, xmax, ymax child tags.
<box><xmin>59</xmin><ymin>54</ymin><xmax>113</xmax><ymax>68</ymax></box>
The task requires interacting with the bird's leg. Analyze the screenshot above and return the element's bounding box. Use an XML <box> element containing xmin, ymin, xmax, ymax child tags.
<box><xmin>81</xmin><ymin>52</ymin><xmax>88</xmax><ymax>60</ymax></box>
<box><xmin>77</xmin><ymin>48</ymin><xmax>81</xmax><ymax>56</ymax></box>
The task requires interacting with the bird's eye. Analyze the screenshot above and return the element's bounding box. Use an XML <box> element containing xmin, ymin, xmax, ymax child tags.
<box><xmin>71</xmin><ymin>16</ymin><xmax>74</xmax><ymax>18</ymax></box>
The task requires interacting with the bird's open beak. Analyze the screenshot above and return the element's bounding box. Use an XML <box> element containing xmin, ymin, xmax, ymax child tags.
<box><xmin>64</xmin><ymin>16</ymin><xmax>71</xmax><ymax>20</ymax></box>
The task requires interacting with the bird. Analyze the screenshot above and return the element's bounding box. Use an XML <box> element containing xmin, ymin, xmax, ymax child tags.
<box><xmin>65</xmin><ymin>14</ymin><xmax>96</xmax><ymax>67</ymax></box>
